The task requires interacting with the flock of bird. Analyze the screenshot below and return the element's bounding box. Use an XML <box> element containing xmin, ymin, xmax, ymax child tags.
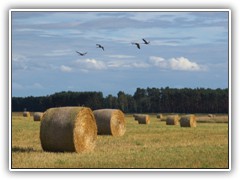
<box><xmin>75</xmin><ymin>38</ymin><xmax>150</xmax><ymax>56</ymax></box>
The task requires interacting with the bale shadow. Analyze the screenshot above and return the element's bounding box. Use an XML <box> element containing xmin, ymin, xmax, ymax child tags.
<box><xmin>12</xmin><ymin>146</ymin><xmax>38</xmax><ymax>153</ymax></box>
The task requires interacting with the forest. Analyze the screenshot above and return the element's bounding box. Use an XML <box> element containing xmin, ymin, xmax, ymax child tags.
<box><xmin>12</xmin><ymin>87</ymin><xmax>228</xmax><ymax>113</ymax></box>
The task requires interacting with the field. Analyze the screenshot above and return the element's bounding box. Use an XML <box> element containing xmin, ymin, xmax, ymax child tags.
<box><xmin>11</xmin><ymin>113</ymin><xmax>229</xmax><ymax>169</ymax></box>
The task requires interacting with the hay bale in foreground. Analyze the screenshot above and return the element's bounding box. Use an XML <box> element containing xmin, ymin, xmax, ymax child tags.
<box><xmin>23</xmin><ymin>111</ymin><xmax>30</xmax><ymax>117</ymax></box>
<box><xmin>136</xmin><ymin>114</ymin><xmax>150</xmax><ymax>124</ymax></box>
<box><xmin>33</xmin><ymin>112</ymin><xmax>44</xmax><ymax>121</ymax></box>
<box><xmin>166</xmin><ymin>115</ymin><xmax>180</xmax><ymax>125</ymax></box>
<box><xmin>40</xmin><ymin>107</ymin><xmax>97</xmax><ymax>153</ymax></box>
<box><xmin>93</xmin><ymin>109</ymin><xmax>126</xmax><ymax>136</ymax></box>
<box><xmin>180</xmin><ymin>115</ymin><xmax>197</xmax><ymax>127</ymax></box>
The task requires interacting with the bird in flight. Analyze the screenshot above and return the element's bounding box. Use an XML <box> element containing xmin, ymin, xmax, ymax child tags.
<box><xmin>76</xmin><ymin>51</ymin><xmax>87</xmax><ymax>56</ymax></box>
<box><xmin>131</xmin><ymin>42</ymin><xmax>141</xmax><ymax>49</ymax></box>
<box><xmin>96</xmin><ymin>44</ymin><xmax>104</xmax><ymax>51</ymax></box>
<box><xmin>142</xmin><ymin>38</ymin><xmax>150</xmax><ymax>44</ymax></box>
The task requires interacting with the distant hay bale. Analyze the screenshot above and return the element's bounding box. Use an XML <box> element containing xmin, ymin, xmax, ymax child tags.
<box><xmin>208</xmin><ymin>114</ymin><xmax>213</xmax><ymax>118</ymax></box>
<box><xmin>133</xmin><ymin>114</ymin><xmax>137</xmax><ymax>120</ymax></box>
<box><xmin>136</xmin><ymin>114</ymin><xmax>150</xmax><ymax>124</ymax></box>
<box><xmin>156</xmin><ymin>114</ymin><xmax>163</xmax><ymax>119</ymax></box>
<box><xmin>133</xmin><ymin>114</ymin><xmax>141</xmax><ymax>121</ymax></box>
<box><xmin>180</xmin><ymin>115</ymin><xmax>197</xmax><ymax>127</ymax></box>
<box><xmin>40</xmin><ymin>107</ymin><xmax>97</xmax><ymax>153</ymax></box>
<box><xmin>166</xmin><ymin>115</ymin><xmax>180</xmax><ymax>125</ymax></box>
<box><xmin>33</xmin><ymin>112</ymin><xmax>44</xmax><ymax>121</ymax></box>
<box><xmin>93</xmin><ymin>109</ymin><xmax>126</xmax><ymax>136</ymax></box>
<box><xmin>23</xmin><ymin>111</ymin><xmax>30</xmax><ymax>117</ymax></box>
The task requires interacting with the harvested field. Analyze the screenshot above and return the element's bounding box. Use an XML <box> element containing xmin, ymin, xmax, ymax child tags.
<box><xmin>11</xmin><ymin>113</ymin><xmax>229</xmax><ymax>169</ymax></box>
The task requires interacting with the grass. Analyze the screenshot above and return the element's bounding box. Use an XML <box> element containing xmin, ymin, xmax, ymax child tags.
<box><xmin>11</xmin><ymin>113</ymin><xmax>229</xmax><ymax>169</ymax></box>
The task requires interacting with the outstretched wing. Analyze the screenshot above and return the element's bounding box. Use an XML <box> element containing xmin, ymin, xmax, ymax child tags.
<box><xmin>142</xmin><ymin>39</ymin><xmax>147</xmax><ymax>44</ymax></box>
<box><xmin>76</xmin><ymin>51</ymin><xmax>81</xmax><ymax>55</ymax></box>
<box><xmin>136</xmin><ymin>43</ymin><xmax>140</xmax><ymax>49</ymax></box>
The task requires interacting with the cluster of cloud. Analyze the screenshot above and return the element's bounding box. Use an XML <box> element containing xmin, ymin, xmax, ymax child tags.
<box><xmin>67</xmin><ymin>56</ymin><xmax>206</xmax><ymax>73</ymax></box>
<box><xmin>149</xmin><ymin>56</ymin><xmax>205</xmax><ymax>71</ymax></box>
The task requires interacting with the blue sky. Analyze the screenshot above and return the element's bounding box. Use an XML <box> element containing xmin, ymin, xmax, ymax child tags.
<box><xmin>11</xmin><ymin>10</ymin><xmax>229</xmax><ymax>97</ymax></box>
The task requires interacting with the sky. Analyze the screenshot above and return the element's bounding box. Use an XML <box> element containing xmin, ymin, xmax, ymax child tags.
<box><xmin>11</xmin><ymin>10</ymin><xmax>229</xmax><ymax>97</ymax></box>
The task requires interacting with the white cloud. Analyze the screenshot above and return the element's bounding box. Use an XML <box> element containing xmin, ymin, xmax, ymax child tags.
<box><xmin>149</xmin><ymin>56</ymin><xmax>206</xmax><ymax>71</ymax></box>
<box><xmin>169</xmin><ymin>57</ymin><xmax>201</xmax><ymax>71</ymax></box>
<box><xmin>60</xmin><ymin>65</ymin><xmax>72</xmax><ymax>72</ymax></box>
<box><xmin>73</xmin><ymin>56</ymin><xmax>204</xmax><ymax>72</ymax></box>
<box><xmin>75</xmin><ymin>59</ymin><xmax>107</xmax><ymax>70</ymax></box>
<box><xmin>107</xmin><ymin>61</ymin><xmax>129</xmax><ymax>68</ymax></box>
<box><xmin>149</xmin><ymin>56</ymin><xmax>168</xmax><ymax>68</ymax></box>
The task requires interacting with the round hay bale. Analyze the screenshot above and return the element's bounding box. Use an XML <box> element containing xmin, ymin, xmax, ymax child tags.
<box><xmin>136</xmin><ymin>114</ymin><xmax>150</xmax><ymax>124</ymax></box>
<box><xmin>133</xmin><ymin>114</ymin><xmax>137</xmax><ymax>119</ymax></box>
<box><xmin>166</xmin><ymin>115</ymin><xmax>180</xmax><ymax>125</ymax></box>
<box><xmin>133</xmin><ymin>114</ymin><xmax>141</xmax><ymax>121</ymax></box>
<box><xmin>208</xmin><ymin>114</ymin><xmax>213</xmax><ymax>118</ymax></box>
<box><xmin>40</xmin><ymin>107</ymin><xmax>97</xmax><ymax>153</ymax></box>
<box><xmin>156</xmin><ymin>114</ymin><xmax>163</xmax><ymax>119</ymax></box>
<box><xmin>23</xmin><ymin>111</ymin><xmax>30</xmax><ymax>117</ymax></box>
<box><xmin>33</xmin><ymin>112</ymin><xmax>44</xmax><ymax>121</ymax></box>
<box><xmin>180</xmin><ymin>115</ymin><xmax>197</xmax><ymax>127</ymax></box>
<box><xmin>134</xmin><ymin>114</ymin><xmax>145</xmax><ymax>121</ymax></box>
<box><xmin>93</xmin><ymin>109</ymin><xmax>126</xmax><ymax>136</ymax></box>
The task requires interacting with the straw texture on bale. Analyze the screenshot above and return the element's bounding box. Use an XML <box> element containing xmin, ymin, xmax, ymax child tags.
<box><xmin>33</xmin><ymin>112</ymin><xmax>44</xmax><ymax>121</ymax></box>
<box><xmin>156</xmin><ymin>114</ymin><xmax>163</xmax><ymax>119</ymax></box>
<box><xmin>136</xmin><ymin>114</ymin><xmax>150</xmax><ymax>124</ymax></box>
<box><xmin>23</xmin><ymin>111</ymin><xmax>30</xmax><ymax>117</ymax></box>
<box><xmin>133</xmin><ymin>114</ymin><xmax>141</xmax><ymax>121</ymax></box>
<box><xmin>40</xmin><ymin>107</ymin><xmax>97</xmax><ymax>153</ymax></box>
<box><xmin>180</xmin><ymin>115</ymin><xmax>197</xmax><ymax>127</ymax></box>
<box><xmin>208</xmin><ymin>114</ymin><xmax>215</xmax><ymax>118</ymax></box>
<box><xmin>166</xmin><ymin>115</ymin><xmax>180</xmax><ymax>125</ymax></box>
<box><xmin>93</xmin><ymin>109</ymin><xmax>126</xmax><ymax>136</ymax></box>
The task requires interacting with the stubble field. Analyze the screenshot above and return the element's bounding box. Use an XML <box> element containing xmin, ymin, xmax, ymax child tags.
<box><xmin>11</xmin><ymin>113</ymin><xmax>229</xmax><ymax>169</ymax></box>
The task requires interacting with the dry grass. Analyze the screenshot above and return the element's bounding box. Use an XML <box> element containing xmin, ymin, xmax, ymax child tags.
<box><xmin>40</xmin><ymin>107</ymin><xmax>97</xmax><ymax>153</ymax></box>
<box><xmin>11</xmin><ymin>113</ymin><xmax>229</xmax><ymax>169</ymax></box>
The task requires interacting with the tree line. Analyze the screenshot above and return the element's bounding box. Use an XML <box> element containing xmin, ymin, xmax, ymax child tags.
<box><xmin>12</xmin><ymin>87</ymin><xmax>228</xmax><ymax>113</ymax></box>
